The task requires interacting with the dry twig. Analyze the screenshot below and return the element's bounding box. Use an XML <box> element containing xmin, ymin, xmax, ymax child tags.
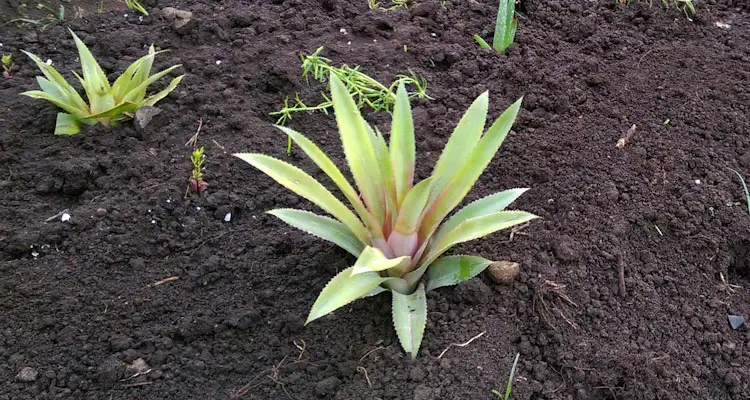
<box><xmin>359</xmin><ymin>346</ymin><xmax>385</xmax><ymax>362</ymax></box>
<box><xmin>357</xmin><ymin>366</ymin><xmax>372</xmax><ymax>388</ymax></box>
<box><xmin>185</xmin><ymin>118</ymin><xmax>204</xmax><ymax>147</ymax></box>
<box><xmin>437</xmin><ymin>331</ymin><xmax>486</xmax><ymax>359</ymax></box>
<box><xmin>149</xmin><ymin>276</ymin><xmax>179</xmax><ymax>287</ymax></box>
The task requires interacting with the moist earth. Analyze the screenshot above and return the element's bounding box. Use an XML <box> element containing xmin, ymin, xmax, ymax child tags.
<box><xmin>1</xmin><ymin>0</ymin><xmax>750</xmax><ymax>399</ymax></box>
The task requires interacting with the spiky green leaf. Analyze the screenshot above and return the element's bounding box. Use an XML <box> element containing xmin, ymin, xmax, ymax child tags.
<box><xmin>306</xmin><ymin>267</ymin><xmax>390</xmax><ymax>325</ymax></box>
<box><xmin>351</xmin><ymin>246</ymin><xmax>411</xmax><ymax>276</ymax></box>
<box><xmin>425</xmin><ymin>255</ymin><xmax>492</xmax><ymax>291</ymax></box>
<box><xmin>54</xmin><ymin>113</ymin><xmax>83</xmax><ymax>135</ymax></box>
<box><xmin>330</xmin><ymin>74</ymin><xmax>386</xmax><ymax>222</ymax></box>
<box><xmin>143</xmin><ymin>74</ymin><xmax>184</xmax><ymax>106</ymax></box>
<box><xmin>493</xmin><ymin>0</ymin><xmax>517</xmax><ymax>52</ymax></box>
<box><xmin>277</xmin><ymin>125</ymin><xmax>383</xmax><ymax>237</ymax></box>
<box><xmin>233</xmin><ymin>153</ymin><xmax>369</xmax><ymax>243</ymax></box>
<box><xmin>21</xmin><ymin>50</ymin><xmax>89</xmax><ymax>112</ymax></box>
<box><xmin>426</xmin><ymin>92</ymin><xmax>488</xmax><ymax>208</ymax></box>
<box><xmin>422</xmin><ymin>210</ymin><xmax>538</xmax><ymax>270</ymax></box>
<box><xmin>390</xmin><ymin>81</ymin><xmax>415</xmax><ymax>206</ymax></box>
<box><xmin>420</xmin><ymin>97</ymin><xmax>523</xmax><ymax>240</ymax></box>
<box><xmin>70</xmin><ymin>30</ymin><xmax>116</xmax><ymax>115</ymax></box>
<box><xmin>267</xmin><ymin>208</ymin><xmax>364</xmax><ymax>257</ymax></box>
<box><xmin>393</xmin><ymin>177</ymin><xmax>433</xmax><ymax>235</ymax></box>
<box><xmin>21</xmin><ymin>89</ymin><xmax>89</xmax><ymax>119</ymax></box>
<box><xmin>434</xmin><ymin>188</ymin><xmax>529</xmax><ymax>244</ymax></box>
<box><xmin>392</xmin><ymin>283</ymin><xmax>427</xmax><ymax>359</ymax></box>
<box><xmin>122</xmin><ymin>64</ymin><xmax>183</xmax><ymax>104</ymax></box>
<box><xmin>370</xmin><ymin>125</ymin><xmax>398</xmax><ymax>222</ymax></box>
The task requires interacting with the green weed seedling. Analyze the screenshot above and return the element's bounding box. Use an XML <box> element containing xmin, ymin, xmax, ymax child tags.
<box><xmin>368</xmin><ymin>0</ymin><xmax>408</xmax><ymax>11</ymax></box>
<box><xmin>188</xmin><ymin>147</ymin><xmax>208</xmax><ymax>194</ymax></box>
<box><xmin>125</xmin><ymin>0</ymin><xmax>149</xmax><ymax>16</ymax></box>
<box><xmin>618</xmin><ymin>0</ymin><xmax>695</xmax><ymax>20</ymax></box>
<box><xmin>492</xmin><ymin>353</ymin><xmax>521</xmax><ymax>400</ymax></box>
<box><xmin>271</xmin><ymin>46</ymin><xmax>430</xmax><ymax>155</ymax></box>
<box><xmin>2</xmin><ymin>53</ymin><xmax>14</xmax><ymax>79</ymax></box>
<box><xmin>1</xmin><ymin>1</ymin><xmax>64</xmax><ymax>29</ymax></box>
<box><xmin>474</xmin><ymin>0</ymin><xmax>517</xmax><ymax>52</ymax></box>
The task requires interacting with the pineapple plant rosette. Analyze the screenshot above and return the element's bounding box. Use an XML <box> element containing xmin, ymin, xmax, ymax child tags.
<box><xmin>235</xmin><ymin>74</ymin><xmax>537</xmax><ymax>357</ymax></box>
<box><xmin>21</xmin><ymin>29</ymin><xmax>183</xmax><ymax>135</ymax></box>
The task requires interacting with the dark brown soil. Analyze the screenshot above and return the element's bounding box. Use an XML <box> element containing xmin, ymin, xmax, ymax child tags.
<box><xmin>2</xmin><ymin>0</ymin><xmax>750</xmax><ymax>399</ymax></box>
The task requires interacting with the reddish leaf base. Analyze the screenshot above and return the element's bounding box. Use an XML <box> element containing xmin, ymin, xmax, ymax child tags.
<box><xmin>188</xmin><ymin>177</ymin><xmax>208</xmax><ymax>194</ymax></box>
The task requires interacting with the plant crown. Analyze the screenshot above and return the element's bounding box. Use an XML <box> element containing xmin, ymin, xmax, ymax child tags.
<box><xmin>21</xmin><ymin>29</ymin><xmax>183</xmax><ymax>135</ymax></box>
<box><xmin>235</xmin><ymin>73</ymin><xmax>537</xmax><ymax>357</ymax></box>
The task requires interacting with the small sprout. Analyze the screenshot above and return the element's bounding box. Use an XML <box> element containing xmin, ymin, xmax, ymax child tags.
<box><xmin>491</xmin><ymin>353</ymin><xmax>521</xmax><ymax>400</ymax></box>
<box><xmin>663</xmin><ymin>118</ymin><xmax>670</xmax><ymax>125</ymax></box>
<box><xmin>2</xmin><ymin>52</ymin><xmax>14</xmax><ymax>79</ymax></box>
<box><xmin>618</xmin><ymin>0</ymin><xmax>695</xmax><ymax>20</ymax></box>
<box><xmin>368</xmin><ymin>0</ymin><xmax>408</xmax><ymax>11</ymax></box>
<box><xmin>125</xmin><ymin>0</ymin><xmax>149</xmax><ymax>16</ymax></box>
<box><xmin>474</xmin><ymin>0</ymin><xmax>517</xmax><ymax>52</ymax></box>
<box><xmin>728</xmin><ymin>168</ymin><xmax>750</xmax><ymax>216</ymax></box>
<box><xmin>188</xmin><ymin>146</ymin><xmax>208</xmax><ymax>194</ymax></box>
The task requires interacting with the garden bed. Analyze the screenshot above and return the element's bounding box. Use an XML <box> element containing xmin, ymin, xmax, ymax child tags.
<box><xmin>1</xmin><ymin>0</ymin><xmax>750</xmax><ymax>399</ymax></box>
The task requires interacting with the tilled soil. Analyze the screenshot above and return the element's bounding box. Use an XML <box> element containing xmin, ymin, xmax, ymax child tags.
<box><xmin>1</xmin><ymin>0</ymin><xmax>750</xmax><ymax>399</ymax></box>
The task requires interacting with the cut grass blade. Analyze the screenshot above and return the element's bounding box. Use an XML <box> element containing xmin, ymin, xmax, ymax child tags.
<box><xmin>491</xmin><ymin>353</ymin><xmax>521</xmax><ymax>400</ymax></box>
<box><xmin>728</xmin><ymin>168</ymin><xmax>750</xmax><ymax>216</ymax></box>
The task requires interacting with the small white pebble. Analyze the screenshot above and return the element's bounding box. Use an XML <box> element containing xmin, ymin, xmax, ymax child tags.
<box><xmin>166</xmin><ymin>199</ymin><xmax>171</xmax><ymax>203</ymax></box>
<box><xmin>196</xmin><ymin>206</ymin><xmax>201</xmax><ymax>211</ymax></box>
<box><xmin>124</xmin><ymin>14</ymin><xmax>128</xmax><ymax>17</ymax></box>
<box><xmin>61</xmin><ymin>213</ymin><xmax>71</xmax><ymax>222</ymax></box>
<box><xmin>45</xmin><ymin>59</ymin><xmax>53</xmax><ymax>65</ymax></box>
<box><xmin>715</xmin><ymin>21</ymin><xmax>731</xmax><ymax>29</ymax></box>
<box><xmin>695</xmin><ymin>179</ymin><xmax>701</xmax><ymax>185</ymax></box>
<box><xmin>151</xmin><ymin>220</ymin><xmax>156</xmax><ymax>224</ymax></box>
<box><xmin>31</xmin><ymin>251</ymin><xmax>39</xmax><ymax>258</ymax></box>
<box><xmin>340</xmin><ymin>28</ymin><xmax>347</xmax><ymax>35</ymax></box>
<box><xmin>347</xmin><ymin>41</ymin><xmax>351</xmax><ymax>45</ymax></box>
<box><xmin>138</xmin><ymin>16</ymin><xmax>143</xmax><ymax>22</ymax></box>
<box><xmin>216</xmin><ymin>60</ymin><xmax>222</xmax><ymax>65</ymax></box>
<box><xmin>373</xmin><ymin>39</ymin><xmax>377</xmax><ymax>43</ymax></box>
<box><xmin>147</xmin><ymin>209</ymin><xmax>151</xmax><ymax>213</ymax></box>
<box><xmin>224</xmin><ymin>212</ymin><xmax>232</xmax><ymax>222</ymax></box>
<box><xmin>430</xmin><ymin>32</ymin><xmax>437</xmax><ymax>37</ymax></box>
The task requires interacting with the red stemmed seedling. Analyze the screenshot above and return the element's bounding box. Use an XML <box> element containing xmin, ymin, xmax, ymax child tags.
<box><xmin>188</xmin><ymin>146</ymin><xmax>208</xmax><ymax>194</ymax></box>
